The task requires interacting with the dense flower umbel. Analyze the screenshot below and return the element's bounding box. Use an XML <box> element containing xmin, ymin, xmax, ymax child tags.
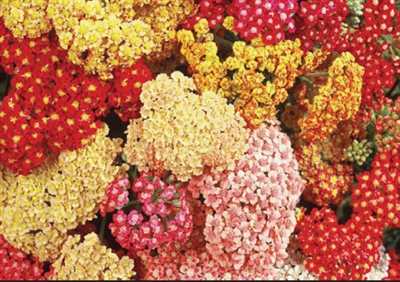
<box><xmin>0</xmin><ymin>234</ymin><xmax>46</xmax><ymax>280</ymax></box>
<box><xmin>295</xmin><ymin>52</ymin><xmax>364</xmax><ymax>142</ymax></box>
<box><xmin>289</xmin><ymin>0</ymin><xmax>350</xmax><ymax>52</ymax></box>
<box><xmin>187</xmin><ymin>119</ymin><xmax>305</xmax><ymax>273</ymax></box>
<box><xmin>0</xmin><ymin>0</ymin><xmax>52</xmax><ymax>38</ymax></box>
<box><xmin>123</xmin><ymin>71</ymin><xmax>249</xmax><ymax>182</ymax></box>
<box><xmin>177</xmin><ymin>20</ymin><xmax>304</xmax><ymax>128</ymax></box>
<box><xmin>0</xmin><ymin>28</ymin><xmax>104</xmax><ymax>175</ymax></box>
<box><xmin>345</xmin><ymin>0</ymin><xmax>400</xmax><ymax>106</ymax></box>
<box><xmin>109</xmin><ymin>173</ymin><xmax>193</xmax><ymax>254</ymax></box>
<box><xmin>49</xmin><ymin>232</ymin><xmax>136</xmax><ymax>280</ymax></box>
<box><xmin>296</xmin><ymin>207</ymin><xmax>383</xmax><ymax>280</ymax></box>
<box><xmin>46</xmin><ymin>0</ymin><xmax>196</xmax><ymax>79</ymax></box>
<box><xmin>351</xmin><ymin>148</ymin><xmax>400</xmax><ymax>229</ymax></box>
<box><xmin>0</xmin><ymin>124</ymin><xmax>123</xmax><ymax>262</ymax></box>
<box><xmin>295</xmin><ymin>142</ymin><xmax>354</xmax><ymax>207</ymax></box>
<box><xmin>109</xmin><ymin>60</ymin><xmax>153</xmax><ymax>122</ymax></box>
<box><xmin>100</xmin><ymin>178</ymin><xmax>130</xmax><ymax>217</ymax></box>
<box><xmin>0</xmin><ymin>24</ymin><xmax>152</xmax><ymax>175</ymax></box>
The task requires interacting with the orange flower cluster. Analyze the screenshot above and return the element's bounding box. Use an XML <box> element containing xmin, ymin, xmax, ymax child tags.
<box><xmin>295</xmin><ymin>52</ymin><xmax>364</xmax><ymax>143</ymax></box>
<box><xmin>177</xmin><ymin>19</ymin><xmax>304</xmax><ymax>129</ymax></box>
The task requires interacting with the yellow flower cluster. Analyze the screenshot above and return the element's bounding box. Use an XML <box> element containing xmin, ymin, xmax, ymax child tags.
<box><xmin>0</xmin><ymin>0</ymin><xmax>52</xmax><ymax>38</ymax></box>
<box><xmin>296</xmin><ymin>52</ymin><xmax>364</xmax><ymax>142</ymax></box>
<box><xmin>47</xmin><ymin>0</ymin><xmax>195</xmax><ymax>79</ymax></box>
<box><xmin>123</xmin><ymin>71</ymin><xmax>250</xmax><ymax>182</ymax></box>
<box><xmin>177</xmin><ymin>19</ymin><xmax>304</xmax><ymax>129</ymax></box>
<box><xmin>0</xmin><ymin>124</ymin><xmax>123</xmax><ymax>262</ymax></box>
<box><xmin>50</xmin><ymin>232</ymin><xmax>135</xmax><ymax>280</ymax></box>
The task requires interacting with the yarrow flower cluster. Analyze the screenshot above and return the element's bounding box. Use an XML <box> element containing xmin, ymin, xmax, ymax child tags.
<box><xmin>351</xmin><ymin>148</ymin><xmax>400</xmax><ymax>229</ymax></box>
<box><xmin>0</xmin><ymin>124</ymin><xmax>123</xmax><ymax>262</ymax></box>
<box><xmin>296</xmin><ymin>207</ymin><xmax>382</xmax><ymax>280</ymax></box>
<box><xmin>178</xmin><ymin>20</ymin><xmax>304</xmax><ymax>128</ymax></box>
<box><xmin>187</xmin><ymin>119</ymin><xmax>305</xmax><ymax>273</ymax></box>
<box><xmin>296</xmin><ymin>52</ymin><xmax>364</xmax><ymax>142</ymax></box>
<box><xmin>0</xmin><ymin>0</ymin><xmax>52</xmax><ymax>38</ymax></box>
<box><xmin>48</xmin><ymin>232</ymin><xmax>136</xmax><ymax>280</ymax></box>
<box><xmin>109</xmin><ymin>173</ymin><xmax>193</xmax><ymax>254</ymax></box>
<box><xmin>0</xmin><ymin>22</ymin><xmax>153</xmax><ymax>175</ymax></box>
<box><xmin>295</xmin><ymin>142</ymin><xmax>354</xmax><ymax>207</ymax></box>
<box><xmin>0</xmin><ymin>234</ymin><xmax>46</xmax><ymax>280</ymax></box>
<box><xmin>123</xmin><ymin>71</ymin><xmax>249</xmax><ymax>182</ymax></box>
<box><xmin>100</xmin><ymin>178</ymin><xmax>130</xmax><ymax>217</ymax></box>
<box><xmin>46</xmin><ymin>0</ymin><xmax>196</xmax><ymax>79</ymax></box>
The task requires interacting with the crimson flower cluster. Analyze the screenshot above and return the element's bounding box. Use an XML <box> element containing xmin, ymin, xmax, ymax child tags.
<box><xmin>296</xmin><ymin>207</ymin><xmax>383</xmax><ymax>280</ymax></box>
<box><xmin>100</xmin><ymin>178</ymin><xmax>130</xmax><ymax>218</ymax></box>
<box><xmin>109</xmin><ymin>173</ymin><xmax>193</xmax><ymax>255</ymax></box>
<box><xmin>0</xmin><ymin>234</ymin><xmax>46</xmax><ymax>280</ymax></box>
<box><xmin>351</xmin><ymin>148</ymin><xmax>400</xmax><ymax>229</ymax></box>
<box><xmin>0</xmin><ymin>21</ymin><xmax>152</xmax><ymax>175</ymax></box>
<box><xmin>289</xmin><ymin>0</ymin><xmax>349</xmax><ymax>52</ymax></box>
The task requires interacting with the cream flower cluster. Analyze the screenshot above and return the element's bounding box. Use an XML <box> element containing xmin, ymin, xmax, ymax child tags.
<box><xmin>123</xmin><ymin>71</ymin><xmax>250</xmax><ymax>182</ymax></box>
<box><xmin>0</xmin><ymin>124</ymin><xmax>123</xmax><ymax>262</ymax></box>
<box><xmin>50</xmin><ymin>232</ymin><xmax>135</xmax><ymax>280</ymax></box>
<box><xmin>46</xmin><ymin>0</ymin><xmax>195</xmax><ymax>79</ymax></box>
<box><xmin>187</xmin><ymin>118</ymin><xmax>306</xmax><ymax>273</ymax></box>
<box><xmin>0</xmin><ymin>0</ymin><xmax>52</xmax><ymax>38</ymax></box>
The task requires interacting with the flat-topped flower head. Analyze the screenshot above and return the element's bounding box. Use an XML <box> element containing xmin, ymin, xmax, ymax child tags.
<box><xmin>123</xmin><ymin>71</ymin><xmax>249</xmax><ymax>182</ymax></box>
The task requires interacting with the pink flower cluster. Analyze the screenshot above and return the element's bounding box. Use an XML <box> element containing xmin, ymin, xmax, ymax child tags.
<box><xmin>187</xmin><ymin>119</ymin><xmax>305</xmax><ymax>273</ymax></box>
<box><xmin>109</xmin><ymin>173</ymin><xmax>193</xmax><ymax>254</ymax></box>
<box><xmin>291</xmin><ymin>0</ymin><xmax>349</xmax><ymax>52</ymax></box>
<box><xmin>100</xmin><ymin>178</ymin><xmax>130</xmax><ymax>217</ymax></box>
<box><xmin>227</xmin><ymin>0</ymin><xmax>298</xmax><ymax>43</ymax></box>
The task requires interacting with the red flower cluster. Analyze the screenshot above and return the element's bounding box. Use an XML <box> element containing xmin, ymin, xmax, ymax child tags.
<box><xmin>351</xmin><ymin>148</ymin><xmax>400</xmax><ymax>229</ymax></box>
<box><xmin>227</xmin><ymin>0</ymin><xmax>298</xmax><ymax>43</ymax></box>
<box><xmin>370</xmin><ymin>99</ymin><xmax>400</xmax><ymax>152</ymax></box>
<box><xmin>183</xmin><ymin>0</ymin><xmax>227</xmax><ymax>29</ymax></box>
<box><xmin>184</xmin><ymin>0</ymin><xmax>298</xmax><ymax>45</ymax></box>
<box><xmin>290</xmin><ymin>0</ymin><xmax>349</xmax><ymax>52</ymax></box>
<box><xmin>0</xmin><ymin>234</ymin><xmax>46</xmax><ymax>280</ymax></box>
<box><xmin>296</xmin><ymin>207</ymin><xmax>382</xmax><ymax>280</ymax></box>
<box><xmin>100</xmin><ymin>178</ymin><xmax>130</xmax><ymax>217</ymax></box>
<box><xmin>109</xmin><ymin>61</ymin><xmax>153</xmax><ymax>122</ymax></box>
<box><xmin>346</xmin><ymin>0</ymin><xmax>400</xmax><ymax>106</ymax></box>
<box><xmin>0</xmin><ymin>21</ymin><xmax>152</xmax><ymax>175</ymax></box>
<box><xmin>109</xmin><ymin>173</ymin><xmax>193</xmax><ymax>255</ymax></box>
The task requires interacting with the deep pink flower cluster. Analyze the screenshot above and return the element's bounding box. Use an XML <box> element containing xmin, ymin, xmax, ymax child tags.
<box><xmin>187</xmin><ymin>119</ymin><xmax>305</xmax><ymax>273</ymax></box>
<box><xmin>0</xmin><ymin>234</ymin><xmax>46</xmax><ymax>280</ymax></box>
<box><xmin>227</xmin><ymin>0</ymin><xmax>298</xmax><ymax>43</ymax></box>
<box><xmin>290</xmin><ymin>0</ymin><xmax>349</xmax><ymax>52</ymax></box>
<box><xmin>100</xmin><ymin>178</ymin><xmax>130</xmax><ymax>217</ymax></box>
<box><xmin>183</xmin><ymin>0</ymin><xmax>228</xmax><ymax>29</ymax></box>
<box><xmin>109</xmin><ymin>173</ymin><xmax>193</xmax><ymax>254</ymax></box>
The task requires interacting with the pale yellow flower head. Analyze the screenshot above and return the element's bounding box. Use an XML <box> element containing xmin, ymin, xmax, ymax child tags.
<box><xmin>0</xmin><ymin>0</ymin><xmax>52</xmax><ymax>38</ymax></box>
<box><xmin>0</xmin><ymin>124</ymin><xmax>124</xmax><ymax>262</ymax></box>
<box><xmin>124</xmin><ymin>71</ymin><xmax>250</xmax><ymax>182</ymax></box>
<box><xmin>50</xmin><ymin>232</ymin><xmax>136</xmax><ymax>280</ymax></box>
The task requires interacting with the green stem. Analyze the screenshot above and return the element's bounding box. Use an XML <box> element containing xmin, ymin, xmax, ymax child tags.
<box><xmin>99</xmin><ymin>213</ymin><xmax>107</xmax><ymax>246</ymax></box>
<box><xmin>214</xmin><ymin>35</ymin><xmax>234</xmax><ymax>50</ymax></box>
<box><xmin>303</xmin><ymin>72</ymin><xmax>329</xmax><ymax>78</ymax></box>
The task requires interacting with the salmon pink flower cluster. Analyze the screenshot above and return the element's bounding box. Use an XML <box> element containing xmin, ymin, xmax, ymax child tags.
<box><xmin>0</xmin><ymin>0</ymin><xmax>399</xmax><ymax>280</ymax></box>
